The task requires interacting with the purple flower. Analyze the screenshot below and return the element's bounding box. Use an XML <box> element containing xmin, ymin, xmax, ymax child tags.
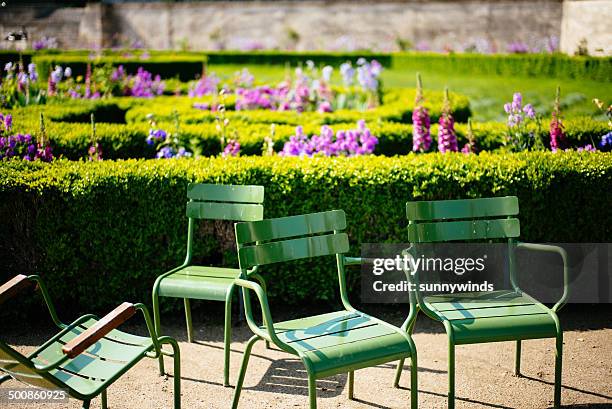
<box><xmin>188</xmin><ymin>73</ymin><xmax>220</xmax><ymax>97</ymax></box>
<box><xmin>438</xmin><ymin>114</ymin><xmax>458</xmax><ymax>153</ymax></box>
<box><xmin>576</xmin><ymin>144</ymin><xmax>596</xmax><ymax>152</ymax></box>
<box><xmin>280</xmin><ymin>120</ymin><xmax>377</xmax><ymax>157</ymax></box>
<box><xmin>50</xmin><ymin>66</ymin><xmax>63</xmax><ymax>84</ymax></box>
<box><xmin>27</xmin><ymin>63</ymin><xmax>38</xmax><ymax>82</ymax></box>
<box><xmin>156</xmin><ymin>146</ymin><xmax>175</xmax><ymax>159</ymax></box>
<box><xmin>412</xmin><ymin>106</ymin><xmax>431</xmax><ymax>152</ymax></box>
<box><xmin>147</xmin><ymin>129</ymin><xmax>167</xmax><ymax>145</ymax></box>
<box><xmin>523</xmin><ymin>104</ymin><xmax>536</xmax><ymax>119</ymax></box>
<box><xmin>318</xmin><ymin>101</ymin><xmax>332</xmax><ymax>113</ymax></box>
<box><xmin>599</xmin><ymin>132</ymin><xmax>612</xmax><ymax>152</ymax></box>
<box><xmin>4</xmin><ymin>114</ymin><xmax>12</xmax><ymax>131</ymax></box>
<box><xmin>512</xmin><ymin>93</ymin><xmax>522</xmax><ymax>111</ymax></box>
<box><xmin>322</xmin><ymin>66</ymin><xmax>333</xmax><ymax>82</ymax></box>
<box><xmin>64</xmin><ymin>67</ymin><xmax>72</xmax><ymax>78</ymax></box>
<box><xmin>340</xmin><ymin>62</ymin><xmax>355</xmax><ymax>86</ymax></box>
<box><xmin>222</xmin><ymin>139</ymin><xmax>241</xmax><ymax>157</ymax></box>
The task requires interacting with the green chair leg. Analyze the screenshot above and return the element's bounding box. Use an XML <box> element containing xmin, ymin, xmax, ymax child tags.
<box><xmin>82</xmin><ymin>400</ymin><xmax>91</xmax><ymax>409</ymax></box>
<box><xmin>184</xmin><ymin>298</ymin><xmax>194</xmax><ymax>343</ymax></box>
<box><xmin>308</xmin><ymin>372</ymin><xmax>317</xmax><ymax>409</ymax></box>
<box><xmin>159</xmin><ymin>336</ymin><xmax>182</xmax><ymax>409</ymax></box>
<box><xmin>554</xmin><ymin>332</ymin><xmax>563</xmax><ymax>408</ymax></box>
<box><xmin>515</xmin><ymin>340</ymin><xmax>522</xmax><ymax>376</ymax></box>
<box><xmin>394</xmin><ymin>358</ymin><xmax>405</xmax><ymax>388</ymax></box>
<box><xmin>348</xmin><ymin>371</ymin><xmax>354</xmax><ymax>400</ymax></box>
<box><xmin>395</xmin><ymin>312</ymin><xmax>418</xmax><ymax>388</ymax></box>
<box><xmin>224</xmin><ymin>285</ymin><xmax>235</xmax><ymax>387</ymax></box>
<box><xmin>410</xmin><ymin>350</ymin><xmax>418</xmax><ymax>409</ymax></box>
<box><xmin>231</xmin><ymin>335</ymin><xmax>260</xmax><ymax>409</ymax></box>
<box><xmin>448</xmin><ymin>340</ymin><xmax>455</xmax><ymax>409</ymax></box>
<box><xmin>0</xmin><ymin>374</ymin><xmax>10</xmax><ymax>384</ymax></box>
<box><xmin>101</xmin><ymin>390</ymin><xmax>107</xmax><ymax>409</ymax></box>
<box><xmin>152</xmin><ymin>290</ymin><xmax>165</xmax><ymax>375</ymax></box>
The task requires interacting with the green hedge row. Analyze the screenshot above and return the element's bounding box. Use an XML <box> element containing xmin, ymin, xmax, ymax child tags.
<box><xmin>32</xmin><ymin>53</ymin><xmax>207</xmax><ymax>82</ymax></box>
<box><xmin>1</xmin><ymin>153</ymin><xmax>610</xmax><ymax>313</ymax></box>
<box><xmin>23</xmin><ymin>50</ymin><xmax>612</xmax><ymax>81</ymax></box>
<box><xmin>122</xmin><ymin>89</ymin><xmax>472</xmax><ymax>125</ymax></box>
<box><xmin>392</xmin><ymin>52</ymin><xmax>612</xmax><ymax>82</ymax></box>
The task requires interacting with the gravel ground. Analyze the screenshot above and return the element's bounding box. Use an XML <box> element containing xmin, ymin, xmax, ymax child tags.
<box><xmin>1</xmin><ymin>305</ymin><xmax>611</xmax><ymax>409</ymax></box>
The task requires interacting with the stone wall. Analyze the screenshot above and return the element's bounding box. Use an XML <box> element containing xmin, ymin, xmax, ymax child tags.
<box><xmin>0</xmin><ymin>1</ymin><xmax>609</xmax><ymax>56</ymax></box>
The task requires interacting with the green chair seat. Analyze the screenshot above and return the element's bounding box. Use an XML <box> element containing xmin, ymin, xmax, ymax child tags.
<box><xmin>31</xmin><ymin>318</ymin><xmax>153</xmax><ymax>397</ymax></box>
<box><xmin>423</xmin><ymin>291</ymin><xmax>558</xmax><ymax>344</ymax></box>
<box><xmin>269</xmin><ymin>311</ymin><xmax>412</xmax><ymax>378</ymax></box>
<box><xmin>158</xmin><ymin>266</ymin><xmax>240</xmax><ymax>301</ymax></box>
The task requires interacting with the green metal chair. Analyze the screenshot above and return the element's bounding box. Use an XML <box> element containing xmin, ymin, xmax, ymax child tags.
<box><xmin>0</xmin><ymin>274</ymin><xmax>181</xmax><ymax>409</ymax></box>
<box><xmin>152</xmin><ymin>183</ymin><xmax>265</xmax><ymax>386</ymax></box>
<box><xmin>393</xmin><ymin>196</ymin><xmax>568</xmax><ymax>408</ymax></box>
<box><xmin>231</xmin><ymin>210</ymin><xmax>418</xmax><ymax>409</ymax></box>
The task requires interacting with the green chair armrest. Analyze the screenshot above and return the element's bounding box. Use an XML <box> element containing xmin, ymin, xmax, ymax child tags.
<box><xmin>343</xmin><ymin>256</ymin><xmax>362</xmax><ymax>266</ymax></box>
<box><xmin>234</xmin><ymin>278</ymin><xmax>294</xmax><ymax>353</ymax></box>
<box><xmin>516</xmin><ymin>242</ymin><xmax>570</xmax><ymax>311</ymax></box>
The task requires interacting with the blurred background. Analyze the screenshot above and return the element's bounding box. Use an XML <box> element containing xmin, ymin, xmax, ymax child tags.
<box><xmin>0</xmin><ymin>0</ymin><xmax>610</xmax><ymax>55</ymax></box>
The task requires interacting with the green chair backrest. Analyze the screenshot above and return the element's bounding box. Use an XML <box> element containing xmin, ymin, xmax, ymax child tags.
<box><xmin>406</xmin><ymin>196</ymin><xmax>520</xmax><ymax>243</ymax></box>
<box><xmin>0</xmin><ymin>341</ymin><xmax>60</xmax><ymax>390</ymax></box>
<box><xmin>235</xmin><ymin>210</ymin><xmax>349</xmax><ymax>269</ymax></box>
<box><xmin>186</xmin><ymin>183</ymin><xmax>264</xmax><ymax>221</ymax></box>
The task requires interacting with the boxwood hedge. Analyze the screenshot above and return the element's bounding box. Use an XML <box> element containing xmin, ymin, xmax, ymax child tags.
<box><xmin>1</xmin><ymin>153</ymin><xmax>610</xmax><ymax>314</ymax></box>
<box><xmin>25</xmin><ymin>50</ymin><xmax>612</xmax><ymax>81</ymax></box>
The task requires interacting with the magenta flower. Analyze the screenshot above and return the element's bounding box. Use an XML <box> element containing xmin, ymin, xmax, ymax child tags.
<box><xmin>438</xmin><ymin>88</ymin><xmax>458</xmax><ymax>153</ymax></box>
<box><xmin>550</xmin><ymin>87</ymin><xmax>566</xmax><ymax>151</ymax></box>
<box><xmin>412</xmin><ymin>73</ymin><xmax>431</xmax><ymax>152</ymax></box>
<box><xmin>222</xmin><ymin>139</ymin><xmax>241</xmax><ymax>157</ymax></box>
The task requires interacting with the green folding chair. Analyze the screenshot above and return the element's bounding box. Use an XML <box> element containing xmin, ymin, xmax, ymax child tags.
<box><xmin>152</xmin><ymin>183</ymin><xmax>265</xmax><ymax>386</ymax></box>
<box><xmin>231</xmin><ymin>210</ymin><xmax>418</xmax><ymax>409</ymax></box>
<box><xmin>393</xmin><ymin>196</ymin><xmax>567</xmax><ymax>408</ymax></box>
<box><xmin>0</xmin><ymin>274</ymin><xmax>181</xmax><ymax>409</ymax></box>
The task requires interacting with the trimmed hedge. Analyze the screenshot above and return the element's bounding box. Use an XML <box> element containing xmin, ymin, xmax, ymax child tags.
<box><xmin>122</xmin><ymin>89</ymin><xmax>472</xmax><ymax>125</ymax></box>
<box><xmin>26</xmin><ymin>50</ymin><xmax>612</xmax><ymax>81</ymax></box>
<box><xmin>33</xmin><ymin>53</ymin><xmax>207</xmax><ymax>82</ymax></box>
<box><xmin>0</xmin><ymin>153</ymin><xmax>610</xmax><ymax>313</ymax></box>
<box><xmin>392</xmin><ymin>52</ymin><xmax>612</xmax><ymax>82</ymax></box>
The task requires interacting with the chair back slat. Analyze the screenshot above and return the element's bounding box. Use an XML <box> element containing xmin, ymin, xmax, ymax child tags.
<box><xmin>187</xmin><ymin>183</ymin><xmax>264</xmax><ymax>203</ymax></box>
<box><xmin>186</xmin><ymin>183</ymin><xmax>264</xmax><ymax>221</ymax></box>
<box><xmin>186</xmin><ymin>202</ymin><xmax>263</xmax><ymax>221</ymax></box>
<box><xmin>407</xmin><ymin>218</ymin><xmax>520</xmax><ymax>243</ymax></box>
<box><xmin>235</xmin><ymin>210</ymin><xmax>346</xmax><ymax>244</ymax></box>
<box><xmin>406</xmin><ymin>196</ymin><xmax>518</xmax><ymax>221</ymax></box>
<box><xmin>236</xmin><ymin>210</ymin><xmax>348</xmax><ymax>269</ymax></box>
<box><xmin>0</xmin><ymin>343</ymin><xmax>58</xmax><ymax>390</ymax></box>
<box><xmin>239</xmin><ymin>233</ymin><xmax>349</xmax><ymax>268</ymax></box>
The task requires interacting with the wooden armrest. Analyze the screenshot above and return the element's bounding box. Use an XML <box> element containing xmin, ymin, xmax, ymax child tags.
<box><xmin>62</xmin><ymin>302</ymin><xmax>137</xmax><ymax>359</ymax></box>
<box><xmin>0</xmin><ymin>274</ymin><xmax>35</xmax><ymax>304</ymax></box>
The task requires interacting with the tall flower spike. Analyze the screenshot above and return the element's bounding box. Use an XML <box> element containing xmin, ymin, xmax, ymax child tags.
<box><xmin>549</xmin><ymin>86</ymin><xmax>566</xmax><ymax>151</ymax></box>
<box><xmin>438</xmin><ymin>87</ymin><xmax>458</xmax><ymax>153</ymax></box>
<box><xmin>412</xmin><ymin>72</ymin><xmax>431</xmax><ymax>152</ymax></box>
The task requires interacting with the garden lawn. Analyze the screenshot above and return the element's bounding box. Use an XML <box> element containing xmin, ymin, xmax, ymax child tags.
<box><xmin>207</xmin><ymin>64</ymin><xmax>612</xmax><ymax>122</ymax></box>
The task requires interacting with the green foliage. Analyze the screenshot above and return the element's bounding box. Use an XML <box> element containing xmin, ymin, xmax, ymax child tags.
<box><xmin>392</xmin><ymin>52</ymin><xmax>612</xmax><ymax>82</ymax></box>
<box><xmin>28</xmin><ymin>50</ymin><xmax>611</xmax><ymax>83</ymax></box>
<box><xmin>0</xmin><ymin>153</ymin><xmax>610</xmax><ymax>313</ymax></box>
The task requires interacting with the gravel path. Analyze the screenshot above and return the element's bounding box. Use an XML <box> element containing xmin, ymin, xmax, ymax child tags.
<box><xmin>2</xmin><ymin>306</ymin><xmax>611</xmax><ymax>408</ymax></box>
